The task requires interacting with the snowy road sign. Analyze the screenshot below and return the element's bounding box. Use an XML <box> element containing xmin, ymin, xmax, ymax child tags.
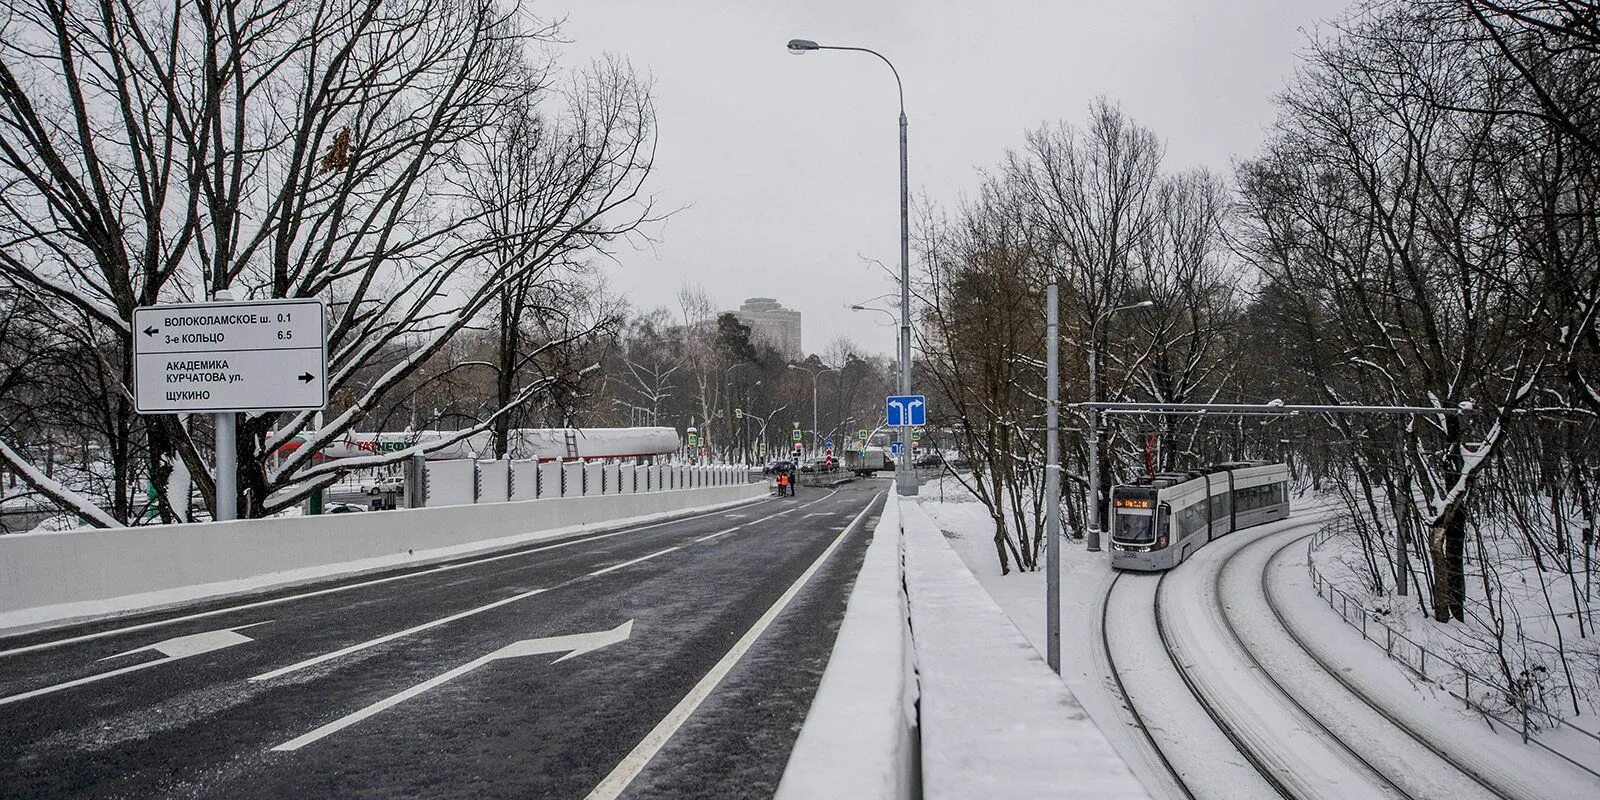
<box><xmin>885</xmin><ymin>395</ymin><xmax>925</xmax><ymax>427</ymax></box>
<box><xmin>133</xmin><ymin>299</ymin><xmax>327</xmax><ymax>414</ymax></box>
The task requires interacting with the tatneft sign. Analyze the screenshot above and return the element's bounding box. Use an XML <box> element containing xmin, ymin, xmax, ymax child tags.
<box><xmin>132</xmin><ymin>298</ymin><xmax>328</xmax><ymax>413</ymax></box>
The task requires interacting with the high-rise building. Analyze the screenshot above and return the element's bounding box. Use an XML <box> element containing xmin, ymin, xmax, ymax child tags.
<box><xmin>731</xmin><ymin>297</ymin><xmax>803</xmax><ymax>358</ymax></box>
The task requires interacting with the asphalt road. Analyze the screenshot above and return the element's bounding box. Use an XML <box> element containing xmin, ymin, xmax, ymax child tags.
<box><xmin>0</xmin><ymin>480</ymin><xmax>886</xmax><ymax>799</ymax></box>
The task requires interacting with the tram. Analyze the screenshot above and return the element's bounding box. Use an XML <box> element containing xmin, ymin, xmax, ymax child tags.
<box><xmin>1108</xmin><ymin>461</ymin><xmax>1290</xmax><ymax>571</ymax></box>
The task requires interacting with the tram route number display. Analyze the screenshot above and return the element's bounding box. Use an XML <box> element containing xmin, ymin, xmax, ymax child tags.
<box><xmin>132</xmin><ymin>298</ymin><xmax>328</xmax><ymax>414</ymax></box>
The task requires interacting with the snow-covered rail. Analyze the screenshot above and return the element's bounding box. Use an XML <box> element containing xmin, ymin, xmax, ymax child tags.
<box><xmin>1294</xmin><ymin>529</ymin><xmax>1598</xmax><ymax>792</ymax></box>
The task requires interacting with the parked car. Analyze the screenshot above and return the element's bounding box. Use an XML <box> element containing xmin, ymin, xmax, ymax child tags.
<box><xmin>914</xmin><ymin>452</ymin><xmax>945</xmax><ymax>468</ymax></box>
<box><xmin>359</xmin><ymin>475</ymin><xmax>405</xmax><ymax>495</ymax></box>
<box><xmin>325</xmin><ymin>502</ymin><xmax>367</xmax><ymax>514</ymax></box>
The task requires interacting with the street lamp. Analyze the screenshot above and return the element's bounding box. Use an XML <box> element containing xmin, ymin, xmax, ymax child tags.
<box><xmin>1085</xmin><ymin>300</ymin><xmax>1155</xmax><ymax>553</ymax></box>
<box><xmin>787</xmin><ymin>363</ymin><xmax>839</xmax><ymax>459</ymax></box>
<box><xmin>788</xmin><ymin>37</ymin><xmax>917</xmax><ymax>496</ymax></box>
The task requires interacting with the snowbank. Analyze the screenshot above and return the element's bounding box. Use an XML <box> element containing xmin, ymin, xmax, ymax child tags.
<box><xmin>0</xmin><ymin>482</ymin><xmax>765</xmax><ymax>636</ymax></box>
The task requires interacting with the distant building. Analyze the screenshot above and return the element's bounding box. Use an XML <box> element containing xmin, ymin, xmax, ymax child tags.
<box><xmin>732</xmin><ymin>297</ymin><xmax>803</xmax><ymax>358</ymax></box>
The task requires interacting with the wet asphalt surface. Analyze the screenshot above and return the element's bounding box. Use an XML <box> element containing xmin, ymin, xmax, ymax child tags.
<box><xmin>0</xmin><ymin>481</ymin><xmax>885</xmax><ymax>799</ymax></box>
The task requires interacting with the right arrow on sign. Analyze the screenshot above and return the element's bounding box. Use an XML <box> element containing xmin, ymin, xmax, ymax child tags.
<box><xmin>297</xmin><ymin>372</ymin><xmax>314</xmax><ymax>383</ymax></box>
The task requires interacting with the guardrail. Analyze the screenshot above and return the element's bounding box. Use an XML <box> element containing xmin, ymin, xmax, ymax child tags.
<box><xmin>1305</xmin><ymin>524</ymin><xmax>1600</xmax><ymax>774</ymax></box>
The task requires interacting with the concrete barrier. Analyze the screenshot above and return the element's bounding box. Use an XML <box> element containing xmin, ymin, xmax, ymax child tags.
<box><xmin>477</xmin><ymin>460</ymin><xmax>510</xmax><ymax>504</ymax></box>
<box><xmin>0</xmin><ymin>482</ymin><xmax>766</xmax><ymax>637</ymax></box>
<box><xmin>777</xmin><ymin>491</ymin><xmax>916</xmax><ymax>800</ymax></box>
<box><xmin>538</xmin><ymin>461</ymin><xmax>561</xmax><ymax>498</ymax></box>
<box><xmin>510</xmin><ymin>461</ymin><xmax>538</xmax><ymax>501</ymax></box>
<box><xmin>780</xmin><ymin>492</ymin><xmax>1148</xmax><ymax>799</ymax></box>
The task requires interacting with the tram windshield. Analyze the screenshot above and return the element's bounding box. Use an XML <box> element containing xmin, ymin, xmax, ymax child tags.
<box><xmin>1112</xmin><ymin>511</ymin><xmax>1155</xmax><ymax>544</ymax></box>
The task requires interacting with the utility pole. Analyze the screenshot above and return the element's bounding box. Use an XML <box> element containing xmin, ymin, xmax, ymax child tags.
<box><xmin>1045</xmin><ymin>278</ymin><xmax>1061</xmax><ymax>673</ymax></box>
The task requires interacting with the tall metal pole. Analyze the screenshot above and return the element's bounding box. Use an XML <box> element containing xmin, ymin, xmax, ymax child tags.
<box><xmin>1045</xmin><ymin>279</ymin><xmax>1061</xmax><ymax>673</ymax></box>
<box><xmin>812</xmin><ymin>374</ymin><xmax>820</xmax><ymax>460</ymax></box>
<box><xmin>212</xmin><ymin>288</ymin><xmax>237</xmax><ymax>522</ymax></box>
<box><xmin>898</xmin><ymin>108</ymin><xmax>918</xmax><ymax>496</ymax></box>
<box><xmin>1086</xmin><ymin>333</ymin><xmax>1101</xmax><ymax>551</ymax></box>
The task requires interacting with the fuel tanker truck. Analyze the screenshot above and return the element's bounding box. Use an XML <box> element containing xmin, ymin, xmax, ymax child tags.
<box><xmin>274</xmin><ymin>426</ymin><xmax>679</xmax><ymax>462</ymax></box>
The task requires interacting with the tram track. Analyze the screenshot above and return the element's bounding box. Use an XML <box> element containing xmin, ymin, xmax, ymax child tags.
<box><xmin>1098</xmin><ymin>513</ymin><xmax>1538</xmax><ymax>799</ymax></box>
<box><xmin>1206</xmin><ymin>531</ymin><xmax>1419</xmax><ymax>800</ymax></box>
<box><xmin>1099</xmin><ymin>570</ymin><xmax>1287</xmax><ymax>799</ymax></box>
<box><xmin>1252</xmin><ymin>532</ymin><xmax>1531</xmax><ymax>800</ymax></box>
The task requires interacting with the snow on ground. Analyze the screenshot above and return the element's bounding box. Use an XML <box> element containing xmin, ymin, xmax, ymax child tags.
<box><xmin>916</xmin><ymin>474</ymin><xmax>1600</xmax><ymax>799</ymax></box>
<box><xmin>1274</xmin><ymin>534</ymin><xmax>1600</xmax><ymax>795</ymax></box>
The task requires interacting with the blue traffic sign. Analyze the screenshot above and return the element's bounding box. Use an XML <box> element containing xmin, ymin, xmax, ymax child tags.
<box><xmin>886</xmin><ymin>395</ymin><xmax>926</xmax><ymax>427</ymax></box>
<box><xmin>890</xmin><ymin>442</ymin><xmax>903</xmax><ymax>455</ymax></box>
<box><xmin>824</xmin><ymin>438</ymin><xmax>834</xmax><ymax>448</ymax></box>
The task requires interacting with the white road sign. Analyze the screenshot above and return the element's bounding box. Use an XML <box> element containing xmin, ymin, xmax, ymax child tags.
<box><xmin>132</xmin><ymin>298</ymin><xmax>328</xmax><ymax>413</ymax></box>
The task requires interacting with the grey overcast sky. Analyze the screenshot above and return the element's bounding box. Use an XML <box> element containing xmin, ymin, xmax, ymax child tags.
<box><xmin>557</xmin><ymin>0</ymin><xmax>1354</xmax><ymax>357</ymax></box>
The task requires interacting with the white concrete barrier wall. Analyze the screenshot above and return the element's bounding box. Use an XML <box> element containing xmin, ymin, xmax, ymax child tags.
<box><xmin>781</xmin><ymin>492</ymin><xmax>1149</xmax><ymax>799</ymax></box>
<box><xmin>620</xmin><ymin>465</ymin><xmax>636</xmax><ymax>494</ymax></box>
<box><xmin>510</xmin><ymin>461</ymin><xmax>539</xmax><ymax>501</ymax></box>
<box><xmin>899</xmin><ymin>501</ymin><xmax>1148</xmax><ymax>799</ymax></box>
<box><xmin>538</xmin><ymin>461</ymin><xmax>561</xmax><ymax>499</ymax></box>
<box><xmin>777</xmin><ymin>493</ymin><xmax>915</xmax><ymax>800</ymax></box>
<box><xmin>563</xmin><ymin>462</ymin><xmax>584</xmax><ymax>497</ymax></box>
<box><xmin>584</xmin><ymin>463</ymin><xmax>602</xmax><ymax>496</ymax></box>
<box><xmin>426</xmin><ymin>459</ymin><xmax>475</xmax><ymax>506</ymax></box>
<box><xmin>0</xmin><ymin>482</ymin><xmax>768</xmax><ymax>635</ymax></box>
<box><xmin>477</xmin><ymin>460</ymin><xmax>510</xmax><ymax>504</ymax></box>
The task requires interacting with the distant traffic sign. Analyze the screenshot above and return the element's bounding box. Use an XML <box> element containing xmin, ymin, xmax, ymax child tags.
<box><xmin>890</xmin><ymin>442</ymin><xmax>903</xmax><ymax>455</ymax></box>
<box><xmin>132</xmin><ymin>299</ymin><xmax>326</xmax><ymax>414</ymax></box>
<box><xmin>791</xmin><ymin>429</ymin><xmax>802</xmax><ymax>442</ymax></box>
<box><xmin>858</xmin><ymin>429</ymin><xmax>869</xmax><ymax>441</ymax></box>
<box><xmin>886</xmin><ymin>395</ymin><xmax>926</xmax><ymax>427</ymax></box>
<box><xmin>824</xmin><ymin>438</ymin><xmax>834</xmax><ymax>448</ymax></box>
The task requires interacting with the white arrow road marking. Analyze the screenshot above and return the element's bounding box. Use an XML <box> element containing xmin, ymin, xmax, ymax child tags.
<box><xmin>272</xmin><ymin>620</ymin><xmax>634</xmax><ymax>752</ymax></box>
<box><xmin>250</xmin><ymin>588</ymin><xmax>548</xmax><ymax>682</ymax></box>
<box><xmin>0</xmin><ymin>622</ymin><xmax>270</xmax><ymax>707</ymax></box>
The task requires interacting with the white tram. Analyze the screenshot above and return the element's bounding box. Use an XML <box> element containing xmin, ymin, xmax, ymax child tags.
<box><xmin>1108</xmin><ymin>461</ymin><xmax>1290</xmax><ymax>571</ymax></box>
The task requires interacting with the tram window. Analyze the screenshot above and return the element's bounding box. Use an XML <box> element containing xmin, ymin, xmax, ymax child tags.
<box><xmin>1113</xmin><ymin>512</ymin><xmax>1155</xmax><ymax>543</ymax></box>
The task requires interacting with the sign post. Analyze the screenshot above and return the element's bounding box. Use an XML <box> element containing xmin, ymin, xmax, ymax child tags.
<box><xmin>133</xmin><ymin>296</ymin><xmax>327</xmax><ymax>520</ymax></box>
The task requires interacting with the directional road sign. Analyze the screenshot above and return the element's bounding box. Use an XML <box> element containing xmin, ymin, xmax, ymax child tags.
<box><xmin>824</xmin><ymin>438</ymin><xmax>834</xmax><ymax>448</ymax></box>
<box><xmin>890</xmin><ymin>442</ymin><xmax>903</xmax><ymax>455</ymax></box>
<box><xmin>133</xmin><ymin>299</ymin><xmax>327</xmax><ymax>414</ymax></box>
<box><xmin>885</xmin><ymin>394</ymin><xmax>926</xmax><ymax>427</ymax></box>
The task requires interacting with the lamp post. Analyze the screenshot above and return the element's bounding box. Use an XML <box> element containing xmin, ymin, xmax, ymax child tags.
<box><xmin>789</xmin><ymin>38</ymin><xmax>917</xmax><ymax>496</ymax></box>
<box><xmin>787</xmin><ymin>363</ymin><xmax>839</xmax><ymax>459</ymax></box>
<box><xmin>1084</xmin><ymin>300</ymin><xmax>1154</xmax><ymax>553</ymax></box>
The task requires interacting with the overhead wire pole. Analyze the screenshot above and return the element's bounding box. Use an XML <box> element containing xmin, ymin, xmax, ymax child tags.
<box><xmin>788</xmin><ymin>37</ymin><xmax>918</xmax><ymax>496</ymax></box>
<box><xmin>1045</xmin><ymin>278</ymin><xmax>1061</xmax><ymax>673</ymax></box>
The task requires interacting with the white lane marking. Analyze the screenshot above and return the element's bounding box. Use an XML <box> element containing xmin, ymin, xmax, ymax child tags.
<box><xmin>254</xmin><ymin>497</ymin><xmax>838</xmax><ymax>682</ymax></box>
<box><xmin>586</xmin><ymin>547</ymin><xmax>679</xmax><ymax>578</ymax></box>
<box><xmin>0</xmin><ymin>498</ymin><xmax>774</xmax><ymax>659</ymax></box>
<box><xmin>583</xmin><ymin>492</ymin><xmax>882</xmax><ymax>800</ymax></box>
<box><xmin>273</xmin><ymin>620</ymin><xmax>634</xmax><ymax>752</ymax></box>
<box><xmin>0</xmin><ymin>621</ymin><xmax>271</xmax><ymax>707</ymax></box>
<box><xmin>695</xmin><ymin>526</ymin><xmax>744</xmax><ymax>543</ymax></box>
<box><xmin>249</xmin><ymin>588</ymin><xmax>548</xmax><ymax>682</ymax></box>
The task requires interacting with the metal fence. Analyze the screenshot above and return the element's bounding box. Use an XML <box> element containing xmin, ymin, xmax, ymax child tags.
<box><xmin>1305</xmin><ymin>525</ymin><xmax>1600</xmax><ymax>774</ymax></box>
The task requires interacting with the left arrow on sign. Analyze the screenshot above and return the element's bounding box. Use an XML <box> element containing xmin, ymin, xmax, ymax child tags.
<box><xmin>273</xmin><ymin>619</ymin><xmax>634</xmax><ymax>752</ymax></box>
<box><xmin>142</xmin><ymin>326</ymin><xmax>158</xmax><ymax>337</ymax></box>
<box><xmin>0</xmin><ymin>621</ymin><xmax>271</xmax><ymax>707</ymax></box>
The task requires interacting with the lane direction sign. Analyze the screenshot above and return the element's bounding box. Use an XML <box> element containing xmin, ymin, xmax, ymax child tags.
<box><xmin>886</xmin><ymin>395</ymin><xmax>926</xmax><ymax>427</ymax></box>
<box><xmin>132</xmin><ymin>299</ymin><xmax>327</xmax><ymax>413</ymax></box>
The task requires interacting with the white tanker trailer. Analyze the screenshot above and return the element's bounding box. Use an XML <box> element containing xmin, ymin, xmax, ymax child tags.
<box><xmin>275</xmin><ymin>426</ymin><xmax>680</xmax><ymax>462</ymax></box>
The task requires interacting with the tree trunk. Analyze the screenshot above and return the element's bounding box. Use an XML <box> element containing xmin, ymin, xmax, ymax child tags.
<box><xmin>1429</xmin><ymin>503</ymin><xmax>1467</xmax><ymax>622</ymax></box>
